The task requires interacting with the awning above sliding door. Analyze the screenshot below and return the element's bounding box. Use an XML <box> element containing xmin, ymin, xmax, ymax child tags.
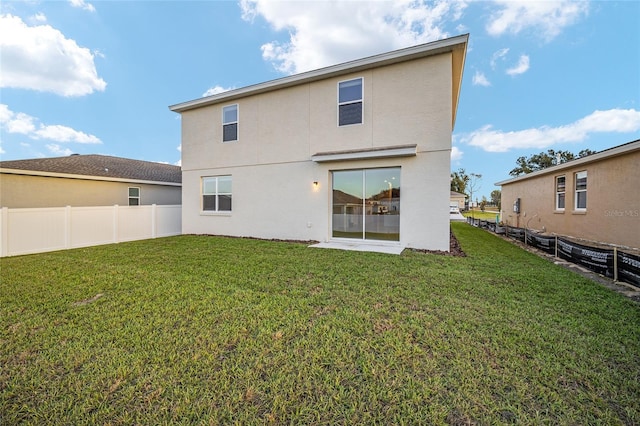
<box><xmin>311</xmin><ymin>144</ymin><xmax>417</xmax><ymax>163</ymax></box>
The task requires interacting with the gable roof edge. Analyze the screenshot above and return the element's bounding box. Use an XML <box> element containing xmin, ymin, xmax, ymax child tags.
<box><xmin>169</xmin><ymin>34</ymin><xmax>469</xmax><ymax>113</ymax></box>
<box><xmin>495</xmin><ymin>139</ymin><xmax>640</xmax><ymax>186</ymax></box>
<box><xmin>0</xmin><ymin>168</ymin><xmax>182</xmax><ymax>186</ymax></box>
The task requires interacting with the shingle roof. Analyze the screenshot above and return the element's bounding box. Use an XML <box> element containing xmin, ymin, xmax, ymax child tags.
<box><xmin>332</xmin><ymin>189</ymin><xmax>362</xmax><ymax>205</ymax></box>
<box><xmin>495</xmin><ymin>139</ymin><xmax>640</xmax><ymax>186</ymax></box>
<box><xmin>0</xmin><ymin>154</ymin><xmax>182</xmax><ymax>184</ymax></box>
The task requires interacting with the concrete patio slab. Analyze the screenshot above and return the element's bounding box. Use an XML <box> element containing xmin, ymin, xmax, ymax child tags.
<box><xmin>309</xmin><ymin>241</ymin><xmax>404</xmax><ymax>255</ymax></box>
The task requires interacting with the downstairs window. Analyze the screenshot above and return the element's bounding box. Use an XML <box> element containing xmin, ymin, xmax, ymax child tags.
<box><xmin>202</xmin><ymin>176</ymin><xmax>232</xmax><ymax>212</ymax></box>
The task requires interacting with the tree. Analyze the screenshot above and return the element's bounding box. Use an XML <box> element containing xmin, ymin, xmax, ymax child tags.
<box><xmin>451</xmin><ymin>168</ymin><xmax>481</xmax><ymax>211</ymax></box>
<box><xmin>450</xmin><ymin>168</ymin><xmax>469</xmax><ymax>194</ymax></box>
<box><xmin>490</xmin><ymin>189</ymin><xmax>501</xmax><ymax>208</ymax></box>
<box><xmin>468</xmin><ymin>173</ymin><xmax>482</xmax><ymax>210</ymax></box>
<box><xmin>509</xmin><ymin>148</ymin><xmax>596</xmax><ymax>177</ymax></box>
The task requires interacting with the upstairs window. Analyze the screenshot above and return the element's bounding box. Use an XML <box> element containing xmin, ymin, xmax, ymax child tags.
<box><xmin>222</xmin><ymin>104</ymin><xmax>238</xmax><ymax>142</ymax></box>
<box><xmin>338</xmin><ymin>78</ymin><xmax>363</xmax><ymax>126</ymax></box>
<box><xmin>128</xmin><ymin>187</ymin><xmax>140</xmax><ymax>206</ymax></box>
<box><xmin>202</xmin><ymin>176</ymin><xmax>232</xmax><ymax>212</ymax></box>
<box><xmin>575</xmin><ymin>171</ymin><xmax>587</xmax><ymax>210</ymax></box>
<box><xmin>555</xmin><ymin>176</ymin><xmax>565</xmax><ymax>210</ymax></box>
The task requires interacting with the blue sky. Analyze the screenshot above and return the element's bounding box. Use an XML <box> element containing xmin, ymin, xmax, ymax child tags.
<box><xmin>1</xmin><ymin>0</ymin><xmax>639</xmax><ymax>200</ymax></box>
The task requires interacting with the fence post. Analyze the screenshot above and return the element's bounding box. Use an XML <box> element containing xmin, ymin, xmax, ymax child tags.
<box><xmin>113</xmin><ymin>205</ymin><xmax>119</xmax><ymax>243</ymax></box>
<box><xmin>151</xmin><ymin>204</ymin><xmax>157</xmax><ymax>239</ymax></box>
<box><xmin>1</xmin><ymin>207</ymin><xmax>8</xmax><ymax>257</ymax></box>
<box><xmin>613</xmin><ymin>247</ymin><xmax>618</xmax><ymax>282</ymax></box>
<box><xmin>65</xmin><ymin>206</ymin><xmax>72</xmax><ymax>249</ymax></box>
<box><xmin>554</xmin><ymin>235</ymin><xmax>558</xmax><ymax>259</ymax></box>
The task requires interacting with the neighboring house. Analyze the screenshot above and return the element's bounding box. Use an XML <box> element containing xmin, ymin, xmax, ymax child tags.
<box><xmin>496</xmin><ymin>139</ymin><xmax>640</xmax><ymax>249</ymax></box>
<box><xmin>170</xmin><ymin>35</ymin><xmax>468</xmax><ymax>251</ymax></box>
<box><xmin>450</xmin><ymin>191</ymin><xmax>466</xmax><ymax>210</ymax></box>
<box><xmin>0</xmin><ymin>154</ymin><xmax>182</xmax><ymax>208</ymax></box>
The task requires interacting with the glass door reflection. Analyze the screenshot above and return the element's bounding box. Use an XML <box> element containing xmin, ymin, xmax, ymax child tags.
<box><xmin>364</xmin><ymin>168</ymin><xmax>400</xmax><ymax>241</ymax></box>
<box><xmin>332</xmin><ymin>168</ymin><xmax>400</xmax><ymax>241</ymax></box>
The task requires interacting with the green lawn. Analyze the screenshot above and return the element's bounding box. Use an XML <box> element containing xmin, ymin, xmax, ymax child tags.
<box><xmin>462</xmin><ymin>209</ymin><xmax>500</xmax><ymax>221</ymax></box>
<box><xmin>1</xmin><ymin>223</ymin><xmax>638</xmax><ymax>424</ymax></box>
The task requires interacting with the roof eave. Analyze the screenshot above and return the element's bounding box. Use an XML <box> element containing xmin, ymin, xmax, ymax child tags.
<box><xmin>169</xmin><ymin>34</ymin><xmax>469</xmax><ymax>113</ymax></box>
<box><xmin>0</xmin><ymin>168</ymin><xmax>182</xmax><ymax>186</ymax></box>
<box><xmin>495</xmin><ymin>139</ymin><xmax>640</xmax><ymax>186</ymax></box>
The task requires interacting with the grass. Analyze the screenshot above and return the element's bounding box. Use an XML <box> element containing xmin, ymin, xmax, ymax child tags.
<box><xmin>1</xmin><ymin>223</ymin><xmax>639</xmax><ymax>425</ymax></box>
<box><xmin>331</xmin><ymin>231</ymin><xmax>399</xmax><ymax>241</ymax></box>
<box><xmin>462</xmin><ymin>209</ymin><xmax>500</xmax><ymax>221</ymax></box>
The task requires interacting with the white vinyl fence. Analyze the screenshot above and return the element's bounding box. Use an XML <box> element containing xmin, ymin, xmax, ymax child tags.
<box><xmin>0</xmin><ymin>205</ymin><xmax>181</xmax><ymax>257</ymax></box>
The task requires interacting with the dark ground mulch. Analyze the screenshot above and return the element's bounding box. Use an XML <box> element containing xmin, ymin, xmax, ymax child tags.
<box><xmin>408</xmin><ymin>230</ymin><xmax>466</xmax><ymax>257</ymax></box>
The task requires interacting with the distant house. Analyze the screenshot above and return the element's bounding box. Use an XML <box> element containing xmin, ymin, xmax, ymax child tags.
<box><xmin>0</xmin><ymin>154</ymin><xmax>182</xmax><ymax>208</ymax></box>
<box><xmin>496</xmin><ymin>139</ymin><xmax>640</xmax><ymax>249</ymax></box>
<box><xmin>170</xmin><ymin>35</ymin><xmax>468</xmax><ymax>252</ymax></box>
<box><xmin>450</xmin><ymin>191</ymin><xmax>466</xmax><ymax>210</ymax></box>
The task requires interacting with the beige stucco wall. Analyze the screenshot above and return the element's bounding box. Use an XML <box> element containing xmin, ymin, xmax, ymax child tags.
<box><xmin>450</xmin><ymin>193</ymin><xmax>466</xmax><ymax>209</ymax></box>
<box><xmin>181</xmin><ymin>52</ymin><xmax>455</xmax><ymax>251</ymax></box>
<box><xmin>500</xmin><ymin>150</ymin><xmax>640</xmax><ymax>249</ymax></box>
<box><xmin>0</xmin><ymin>174</ymin><xmax>181</xmax><ymax>208</ymax></box>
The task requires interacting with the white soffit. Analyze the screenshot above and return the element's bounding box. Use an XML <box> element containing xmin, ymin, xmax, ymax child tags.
<box><xmin>0</xmin><ymin>168</ymin><xmax>182</xmax><ymax>187</ymax></box>
<box><xmin>311</xmin><ymin>145</ymin><xmax>417</xmax><ymax>163</ymax></box>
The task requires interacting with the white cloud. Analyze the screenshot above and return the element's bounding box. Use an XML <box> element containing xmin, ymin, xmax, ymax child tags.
<box><xmin>203</xmin><ymin>85</ymin><xmax>235</xmax><ymax>97</ymax></box>
<box><xmin>0</xmin><ymin>104</ymin><xmax>101</xmax><ymax>144</ymax></box>
<box><xmin>32</xmin><ymin>13</ymin><xmax>47</xmax><ymax>23</ymax></box>
<box><xmin>451</xmin><ymin>146</ymin><xmax>463</xmax><ymax>161</ymax></box>
<box><xmin>0</xmin><ymin>104</ymin><xmax>36</xmax><ymax>134</ymax></box>
<box><xmin>486</xmin><ymin>1</ymin><xmax>589</xmax><ymax>41</ymax></box>
<box><xmin>0</xmin><ymin>14</ymin><xmax>106</xmax><ymax>96</ymax></box>
<box><xmin>69</xmin><ymin>0</ymin><xmax>96</xmax><ymax>13</ymax></box>
<box><xmin>490</xmin><ymin>48</ymin><xmax>509</xmax><ymax>69</ymax></box>
<box><xmin>35</xmin><ymin>125</ymin><xmax>101</xmax><ymax>144</ymax></box>
<box><xmin>506</xmin><ymin>54</ymin><xmax>530</xmax><ymax>76</ymax></box>
<box><xmin>46</xmin><ymin>144</ymin><xmax>74</xmax><ymax>156</ymax></box>
<box><xmin>459</xmin><ymin>109</ymin><xmax>640</xmax><ymax>152</ymax></box>
<box><xmin>240</xmin><ymin>0</ymin><xmax>468</xmax><ymax>74</ymax></box>
<box><xmin>472</xmin><ymin>71</ymin><xmax>491</xmax><ymax>87</ymax></box>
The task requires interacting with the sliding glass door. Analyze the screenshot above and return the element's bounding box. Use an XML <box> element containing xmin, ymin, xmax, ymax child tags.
<box><xmin>332</xmin><ymin>168</ymin><xmax>400</xmax><ymax>241</ymax></box>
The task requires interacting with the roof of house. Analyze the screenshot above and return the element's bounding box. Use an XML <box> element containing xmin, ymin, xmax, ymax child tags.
<box><xmin>450</xmin><ymin>191</ymin><xmax>466</xmax><ymax>197</ymax></box>
<box><xmin>169</xmin><ymin>34</ymin><xmax>468</xmax><ymax>127</ymax></box>
<box><xmin>0</xmin><ymin>154</ymin><xmax>182</xmax><ymax>185</ymax></box>
<box><xmin>332</xmin><ymin>189</ymin><xmax>362</xmax><ymax>205</ymax></box>
<box><xmin>495</xmin><ymin>139</ymin><xmax>640</xmax><ymax>186</ymax></box>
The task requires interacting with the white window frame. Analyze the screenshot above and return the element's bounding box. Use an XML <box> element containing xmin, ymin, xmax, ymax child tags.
<box><xmin>337</xmin><ymin>77</ymin><xmax>363</xmax><ymax>127</ymax></box>
<box><xmin>555</xmin><ymin>175</ymin><xmax>565</xmax><ymax>211</ymax></box>
<box><xmin>574</xmin><ymin>171</ymin><xmax>587</xmax><ymax>211</ymax></box>
<box><xmin>128</xmin><ymin>187</ymin><xmax>140</xmax><ymax>206</ymax></box>
<box><xmin>222</xmin><ymin>104</ymin><xmax>238</xmax><ymax>142</ymax></box>
<box><xmin>202</xmin><ymin>176</ymin><xmax>232</xmax><ymax>213</ymax></box>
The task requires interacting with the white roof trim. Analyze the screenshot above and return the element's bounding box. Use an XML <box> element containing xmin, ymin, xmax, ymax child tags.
<box><xmin>311</xmin><ymin>145</ymin><xmax>417</xmax><ymax>163</ymax></box>
<box><xmin>0</xmin><ymin>168</ymin><xmax>182</xmax><ymax>187</ymax></box>
<box><xmin>495</xmin><ymin>139</ymin><xmax>640</xmax><ymax>186</ymax></box>
<box><xmin>169</xmin><ymin>34</ymin><xmax>469</xmax><ymax>113</ymax></box>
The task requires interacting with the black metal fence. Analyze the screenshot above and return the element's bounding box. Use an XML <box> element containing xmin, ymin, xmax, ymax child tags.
<box><xmin>466</xmin><ymin>217</ymin><xmax>640</xmax><ymax>288</ymax></box>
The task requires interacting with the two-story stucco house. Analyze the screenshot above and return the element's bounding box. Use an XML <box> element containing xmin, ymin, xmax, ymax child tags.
<box><xmin>170</xmin><ymin>34</ymin><xmax>468</xmax><ymax>252</ymax></box>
